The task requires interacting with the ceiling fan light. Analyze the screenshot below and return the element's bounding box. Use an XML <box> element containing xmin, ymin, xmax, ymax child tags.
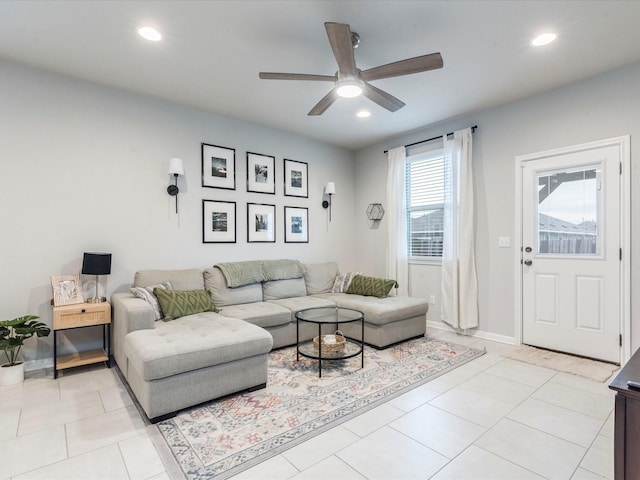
<box><xmin>336</xmin><ymin>79</ymin><xmax>363</xmax><ymax>98</ymax></box>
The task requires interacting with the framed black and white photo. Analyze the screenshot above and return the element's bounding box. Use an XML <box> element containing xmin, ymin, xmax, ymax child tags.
<box><xmin>284</xmin><ymin>159</ymin><xmax>308</xmax><ymax>198</ymax></box>
<box><xmin>202</xmin><ymin>143</ymin><xmax>236</xmax><ymax>190</ymax></box>
<box><xmin>51</xmin><ymin>274</ymin><xmax>85</xmax><ymax>306</ymax></box>
<box><xmin>284</xmin><ymin>206</ymin><xmax>309</xmax><ymax>243</ymax></box>
<box><xmin>247</xmin><ymin>203</ymin><xmax>275</xmax><ymax>243</ymax></box>
<box><xmin>246</xmin><ymin>152</ymin><xmax>275</xmax><ymax>194</ymax></box>
<box><xmin>203</xmin><ymin>200</ymin><xmax>236</xmax><ymax>243</ymax></box>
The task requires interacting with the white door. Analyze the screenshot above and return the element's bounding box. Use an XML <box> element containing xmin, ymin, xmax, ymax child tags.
<box><xmin>521</xmin><ymin>142</ymin><xmax>622</xmax><ymax>363</ymax></box>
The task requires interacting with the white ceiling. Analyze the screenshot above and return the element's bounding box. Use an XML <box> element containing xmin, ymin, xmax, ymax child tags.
<box><xmin>2</xmin><ymin>1</ymin><xmax>640</xmax><ymax>150</ymax></box>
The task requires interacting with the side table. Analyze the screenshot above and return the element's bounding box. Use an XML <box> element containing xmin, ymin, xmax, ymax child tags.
<box><xmin>52</xmin><ymin>301</ymin><xmax>111</xmax><ymax>379</ymax></box>
<box><xmin>609</xmin><ymin>348</ymin><xmax>640</xmax><ymax>479</ymax></box>
<box><xmin>296</xmin><ymin>306</ymin><xmax>364</xmax><ymax>378</ymax></box>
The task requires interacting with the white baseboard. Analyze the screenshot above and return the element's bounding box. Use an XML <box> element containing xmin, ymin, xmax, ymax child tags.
<box><xmin>427</xmin><ymin>320</ymin><xmax>517</xmax><ymax>345</ymax></box>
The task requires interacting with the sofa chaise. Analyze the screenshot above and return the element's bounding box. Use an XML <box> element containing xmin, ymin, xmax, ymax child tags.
<box><xmin>111</xmin><ymin>260</ymin><xmax>428</xmax><ymax>420</ymax></box>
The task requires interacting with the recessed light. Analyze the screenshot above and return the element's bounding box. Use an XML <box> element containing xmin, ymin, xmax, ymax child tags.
<box><xmin>356</xmin><ymin>110</ymin><xmax>371</xmax><ymax>118</ymax></box>
<box><xmin>138</xmin><ymin>26</ymin><xmax>162</xmax><ymax>42</ymax></box>
<box><xmin>531</xmin><ymin>32</ymin><xmax>557</xmax><ymax>47</ymax></box>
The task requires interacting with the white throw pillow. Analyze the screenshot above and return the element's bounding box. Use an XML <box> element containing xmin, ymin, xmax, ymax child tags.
<box><xmin>130</xmin><ymin>282</ymin><xmax>172</xmax><ymax>320</ymax></box>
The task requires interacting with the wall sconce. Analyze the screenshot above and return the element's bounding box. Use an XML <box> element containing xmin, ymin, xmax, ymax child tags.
<box><xmin>322</xmin><ymin>181</ymin><xmax>336</xmax><ymax>221</ymax></box>
<box><xmin>167</xmin><ymin>157</ymin><xmax>184</xmax><ymax>213</ymax></box>
<box><xmin>366</xmin><ymin>203</ymin><xmax>385</xmax><ymax>221</ymax></box>
<box><xmin>81</xmin><ymin>252</ymin><xmax>112</xmax><ymax>303</ymax></box>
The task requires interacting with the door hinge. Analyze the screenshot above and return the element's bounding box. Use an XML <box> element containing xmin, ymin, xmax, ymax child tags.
<box><xmin>620</xmin><ymin>162</ymin><xmax>623</xmax><ymax>175</ymax></box>
<box><xmin>620</xmin><ymin>334</ymin><xmax>623</xmax><ymax>347</ymax></box>
<box><xmin>620</xmin><ymin>248</ymin><xmax>622</xmax><ymax>261</ymax></box>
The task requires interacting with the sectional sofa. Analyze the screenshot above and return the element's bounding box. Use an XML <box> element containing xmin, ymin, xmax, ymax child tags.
<box><xmin>111</xmin><ymin>260</ymin><xmax>428</xmax><ymax>421</ymax></box>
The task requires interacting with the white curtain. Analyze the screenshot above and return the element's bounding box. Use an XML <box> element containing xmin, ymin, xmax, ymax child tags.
<box><xmin>386</xmin><ymin>146</ymin><xmax>409</xmax><ymax>296</ymax></box>
<box><xmin>441</xmin><ymin>128</ymin><xmax>478</xmax><ymax>329</ymax></box>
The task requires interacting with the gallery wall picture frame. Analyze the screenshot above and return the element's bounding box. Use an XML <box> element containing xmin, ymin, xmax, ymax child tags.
<box><xmin>203</xmin><ymin>200</ymin><xmax>236</xmax><ymax>243</ymax></box>
<box><xmin>284</xmin><ymin>159</ymin><xmax>308</xmax><ymax>198</ymax></box>
<box><xmin>202</xmin><ymin>143</ymin><xmax>236</xmax><ymax>190</ymax></box>
<box><xmin>51</xmin><ymin>274</ymin><xmax>85</xmax><ymax>306</ymax></box>
<box><xmin>247</xmin><ymin>152</ymin><xmax>275</xmax><ymax>194</ymax></box>
<box><xmin>284</xmin><ymin>206</ymin><xmax>309</xmax><ymax>243</ymax></box>
<box><xmin>247</xmin><ymin>203</ymin><xmax>276</xmax><ymax>243</ymax></box>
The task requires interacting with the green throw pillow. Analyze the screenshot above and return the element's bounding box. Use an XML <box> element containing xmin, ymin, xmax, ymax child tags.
<box><xmin>346</xmin><ymin>275</ymin><xmax>398</xmax><ymax>298</ymax></box>
<box><xmin>154</xmin><ymin>288</ymin><xmax>219</xmax><ymax>321</ymax></box>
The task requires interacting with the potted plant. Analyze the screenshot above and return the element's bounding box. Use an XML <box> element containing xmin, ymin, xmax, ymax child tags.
<box><xmin>0</xmin><ymin>315</ymin><xmax>51</xmax><ymax>385</ymax></box>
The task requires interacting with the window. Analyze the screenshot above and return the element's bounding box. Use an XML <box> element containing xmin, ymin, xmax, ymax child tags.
<box><xmin>406</xmin><ymin>149</ymin><xmax>444</xmax><ymax>259</ymax></box>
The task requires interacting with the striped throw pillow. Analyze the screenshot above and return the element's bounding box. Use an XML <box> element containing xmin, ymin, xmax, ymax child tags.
<box><xmin>331</xmin><ymin>272</ymin><xmax>362</xmax><ymax>293</ymax></box>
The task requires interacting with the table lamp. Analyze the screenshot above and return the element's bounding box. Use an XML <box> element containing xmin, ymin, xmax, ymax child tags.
<box><xmin>81</xmin><ymin>252</ymin><xmax>112</xmax><ymax>303</ymax></box>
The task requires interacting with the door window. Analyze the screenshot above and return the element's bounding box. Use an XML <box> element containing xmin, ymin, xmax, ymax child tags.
<box><xmin>537</xmin><ymin>167</ymin><xmax>599</xmax><ymax>255</ymax></box>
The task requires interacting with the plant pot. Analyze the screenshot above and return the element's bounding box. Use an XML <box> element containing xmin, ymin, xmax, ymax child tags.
<box><xmin>0</xmin><ymin>362</ymin><xmax>25</xmax><ymax>386</ymax></box>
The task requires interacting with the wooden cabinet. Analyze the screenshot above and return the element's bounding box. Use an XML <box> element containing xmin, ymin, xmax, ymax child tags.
<box><xmin>52</xmin><ymin>302</ymin><xmax>111</xmax><ymax>378</ymax></box>
<box><xmin>609</xmin><ymin>348</ymin><xmax>640</xmax><ymax>479</ymax></box>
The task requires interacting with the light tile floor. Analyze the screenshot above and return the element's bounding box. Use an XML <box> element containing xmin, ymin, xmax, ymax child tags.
<box><xmin>0</xmin><ymin>329</ymin><xmax>616</xmax><ymax>480</ymax></box>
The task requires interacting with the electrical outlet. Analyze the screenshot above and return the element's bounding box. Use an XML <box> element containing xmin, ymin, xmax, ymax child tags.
<box><xmin>429</xmin><ymin>295</ymin><xmax>436</xmax><ymax>304</ymax></box>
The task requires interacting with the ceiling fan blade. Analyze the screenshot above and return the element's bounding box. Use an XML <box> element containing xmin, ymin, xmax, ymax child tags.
<box><xmin>259</xmin><ymin>72</ymin><xmax>336</xmax><ymax>82</ymax></box>
<box><xmin>325</xmin><ymin>22</ymin><xmax>357</xmax><ymax>75</ymax></box>
<box><xmin>361</xmin><ymin>53</ymin><xmax>443</xmax><ymax>82</ymax></box>
<box><xmin>308</xmin><ymin>89</ymin><xmax>338</xmax><ymax>116</ymax></box>
<box><xmin>362</xmin><ymin>82</ymin><xmax>405</xmax><ymax>112</ymax></box>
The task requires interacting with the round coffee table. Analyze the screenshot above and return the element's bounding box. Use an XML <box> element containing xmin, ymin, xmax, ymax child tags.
<box><xmin>295</xmin><ymin>306</ymin><xmax>364</xmax><ymax>377</ymax></box>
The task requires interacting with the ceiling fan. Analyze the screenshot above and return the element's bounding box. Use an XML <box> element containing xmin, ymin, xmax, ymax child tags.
<box><xmin>259</xmin><ymin>22</ymin><xmax>443</xmax><ymax>116</ymax></box>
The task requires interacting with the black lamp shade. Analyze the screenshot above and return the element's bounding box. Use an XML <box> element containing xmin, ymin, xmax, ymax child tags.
<box><xmin>81</xmin><ymin>252</ymin><xmax>112</xmax><ymax>275</ymax></box>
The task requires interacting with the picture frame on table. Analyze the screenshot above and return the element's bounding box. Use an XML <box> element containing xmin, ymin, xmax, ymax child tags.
<box><xmin>202</xmin><ymin>143</ymin><xmax>236</xmax><ymax>190</ymax></box>
<box><xmin>284</xmin><ymin>159</ymin><xmax>308</xmax><ymax>198</ymax></box>
<box><xmin>284</xmin><ymin>206</ymin><xmax>309</xmax><ymax>243</ymax></box>
<box><xmin>247</xmin><ymin>203</ymin><xmax>276</xmax><ymax>243</ymax></box>
<box><xmin>203</xmin><ymin>200</ymin><xmax>236</xmax><ymax>243</ymax></box>
<box><xmin>247</xmin><ymin>152</ymin><xmax>275</xmax><ymax>194</ymax></box>
<box><xmin>51</xmin><ymin>274</ymin><xmax>85</xmax><ymax>306</ymax></box>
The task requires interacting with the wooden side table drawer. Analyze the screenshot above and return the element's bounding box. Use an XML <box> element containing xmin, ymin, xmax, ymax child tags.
<box><xmin>53</xmin><ymin>303</ymin><xmax>110</xmax><ymax>330</ymax></box>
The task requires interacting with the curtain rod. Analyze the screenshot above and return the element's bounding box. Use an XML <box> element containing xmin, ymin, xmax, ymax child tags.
<box><xmin>383</xmin><ymin>125</ymin><xmax>478</xmax><ymax>154</ymax></box>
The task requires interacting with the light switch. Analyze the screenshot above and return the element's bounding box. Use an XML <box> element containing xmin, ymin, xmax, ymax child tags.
<box><xmin>498</xmin><ymin>236</ymin><xmax>510</xmax><ymax>248</ymax></box>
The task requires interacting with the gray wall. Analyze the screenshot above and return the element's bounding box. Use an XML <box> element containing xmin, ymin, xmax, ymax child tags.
<box><xmin>355</xmin><ymin>63</ymin><xmax>640</xmax><ymax>348</ymax></box>
<box><xmin>0</xmin><ymin>60</ymin><xmax>356</xmax><ymax>369</ymax></box>
<box><xmin>4</xmin><ymin>56</ymin><xmax>638</xmax><ymax>369</ymax></box>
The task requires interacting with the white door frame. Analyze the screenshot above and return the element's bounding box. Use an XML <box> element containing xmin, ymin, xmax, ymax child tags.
<box><xmin>514</xmin><ymin>136</ymin><xmax>631</xmax><ymax>364</ymax></box>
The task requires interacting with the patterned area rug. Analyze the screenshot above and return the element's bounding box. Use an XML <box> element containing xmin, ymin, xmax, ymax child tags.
<box><xmin>153</xmin><ymin>336</ymin><xmax>484</xmax><ymax>479</ymax></box>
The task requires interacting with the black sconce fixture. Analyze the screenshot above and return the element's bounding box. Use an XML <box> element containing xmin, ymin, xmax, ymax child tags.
<box><xmin>322</xmin><ymin>182</ymin><xmax>336</xmax><ymax>221</ymax></box>
<box><xmin>167</xmin><ymin>157</ymin><xmax>184</xmax><ymax>213</ymax></box>
<box><xmin>366</xmin><ymin>203</ymin><xmax>385</xmax><ymax>221</ymax></box>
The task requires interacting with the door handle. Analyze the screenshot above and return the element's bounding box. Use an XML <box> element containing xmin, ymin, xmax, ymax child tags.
<box><xmin>524</xmin><ymin>259</ymin><xmax>533</xmax><ymax>266</ymax></box>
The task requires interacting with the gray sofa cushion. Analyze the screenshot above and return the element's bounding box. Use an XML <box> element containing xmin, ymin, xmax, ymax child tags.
<box><xmin>204</xmin><ymin>267</ymin><xmax>262</xmax><ymax>307</ymax></box>
<box><xmin>304</xmin><ymin>262</ymin><xmax>338</xmax><ymax>294</ymax></box>
<box><xmin>124</xmin><ymin>312</ymin><xmax>273</xmax><ymax>381</ymax></box>
<box><xmin>262</xmin><ymin>259</ymin><xmax>305</xmax><ymax>281</ymax></box>
<box><xmin>218</xmin><ymin>301</ymin><xmax>291</xmax><ymax>328</ymax></box>
<box><xmin>331</xmin><ymin>294</ymin><xmax>428</xmax><ymax>326</ymax></box>
<box><xmin>263</xmin><ymin>277</ymin><xmax>307</xmax><ymax>300</ymax></box>
<box><xmin>268</xmin><ymin>295</ymin><xmax>336</xmax><ymax>315</ymax></box>
<box><xmin>134</xmin><ymin>269</ymin><xmax>204</xmax><ymax>291</ymax></box>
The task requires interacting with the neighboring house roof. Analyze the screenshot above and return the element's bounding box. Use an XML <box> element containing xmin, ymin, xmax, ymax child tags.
<box><xmin>538</xmin><ymin>213</ymin><xmax>597</xmax><ymax>235</ymax></box>
<box><xmin>411</xmin><ymin>210</ymin><xmax>596</xmax><ymax>236</ymax></box>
